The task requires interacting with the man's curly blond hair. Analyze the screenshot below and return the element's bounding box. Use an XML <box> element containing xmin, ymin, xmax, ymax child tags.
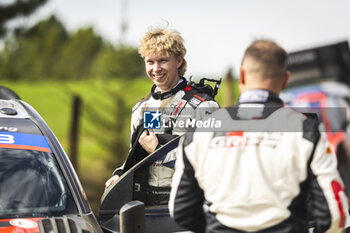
<box><xmin>139</xmin><ymin>27</ymin><xmax>187</xmax><ymax>77</ymax></box>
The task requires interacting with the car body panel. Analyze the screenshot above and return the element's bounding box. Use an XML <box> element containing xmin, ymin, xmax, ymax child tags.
<box><xmin>0</xmin><ymin>218</ymin><xmax>43</xmax><ymax>233</ymax></box>
<box><xmin>0</xmin><ymin>98</ymin><xmax>103</xmax><ymax>233</ymax></box>
<box><xmin>281</xmin><ymin>82</ymin><xmax>349</xmax><ymax>152</ymax></box>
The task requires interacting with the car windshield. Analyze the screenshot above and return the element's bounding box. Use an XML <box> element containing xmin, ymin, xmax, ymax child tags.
<box><xmin>0</xmin><ymin>148</ymin><xmax>78</xmax><ymax>218</ymax></box>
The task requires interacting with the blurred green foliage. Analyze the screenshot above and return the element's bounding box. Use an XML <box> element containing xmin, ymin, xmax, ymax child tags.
<box><xmin>92</xmin><ymin>45</ymin><xmax>145</xmax><ymax>79</ymax></box>
<box><xmin>0</xmin><ymin>0</ymin><xmax>48</xmax><ymax>37</ymax></box>
<box><xmin>0</xmin><ymin>15</ymin><xmax>144</xmax><ymax>81</ymax></box>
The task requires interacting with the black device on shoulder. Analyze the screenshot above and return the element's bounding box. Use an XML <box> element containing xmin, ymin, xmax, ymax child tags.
<box><xmin>187</xmin><ymin>77</ymin><xmax>222</xmax><ymax>98</ymax></box>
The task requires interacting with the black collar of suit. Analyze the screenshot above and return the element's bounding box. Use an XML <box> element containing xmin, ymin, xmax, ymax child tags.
<box><xmin>151</xmin><ymin>77</ymin><xmax>187</xmax><ymax>100</ymax></box>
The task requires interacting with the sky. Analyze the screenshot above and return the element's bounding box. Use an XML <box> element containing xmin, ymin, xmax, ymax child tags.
<box><xmin>14</xmin><ymin>0</ymin><xmax>350</xmax><ymax>79</ymax></box>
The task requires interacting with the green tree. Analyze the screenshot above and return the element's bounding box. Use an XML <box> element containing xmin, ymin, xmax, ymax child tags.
<box><xmin>0</xmin><ymin>40</ymin><xmax>17</xmax><ymax>79</ymax></box>
<box><xmin>0</xmin><ymin>14</ymin><xmax>145</xmax><ymax>81</ymax></box>
<box><xmin>92</xmin><ymin>45</ymin><xmax>144</xmax><ymax>79</ymax></box>
<box><xmin>56</xmin><ymin>27</ymin><xmax>103</xmax><ymax>80</ymax></box>
<box><xmin>0</xmin><ymin>15</ymin><xmax>68</xmax><ymax>80</ymax></box>
<box><xmin>0</xmin><ymin>0</ymin><xmax>48</xmax><ymax>38</ymax></box>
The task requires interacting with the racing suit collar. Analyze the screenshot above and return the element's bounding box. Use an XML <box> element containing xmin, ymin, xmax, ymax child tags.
<box><xmin>151</xmin><ymin>77</ymin><xmax>187</xmax><ymax>100</ymax></box>
<box><xmin>228</xmin><ymin>89</ymin><xmax>284</xmax><ymax>120</ymax></box>
<box><xmin>238</xmin><ymin>89</ymin><xmax>283</xmax><ymax>105</ymax></box>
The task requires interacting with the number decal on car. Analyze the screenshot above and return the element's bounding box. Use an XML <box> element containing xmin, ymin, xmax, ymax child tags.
<box><xmin>0</xmin><ymin>134</ymin><xmax>15</xmax><ymax>144</ymax></box>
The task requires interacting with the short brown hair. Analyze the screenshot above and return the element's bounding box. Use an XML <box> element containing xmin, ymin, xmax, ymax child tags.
<box><xmin>242</xmin><ymin>39</ymin><xmax>287</xmax><ymax>79</ymax></box>
<box><xmin>138</xmin><ymin>27</ymin><xmax>187</xmax><ymax>77</ymax></box>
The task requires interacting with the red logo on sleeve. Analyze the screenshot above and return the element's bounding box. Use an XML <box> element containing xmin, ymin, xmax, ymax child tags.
<box><xmin>331</xmin><ymin>180</ymin><xmax>347</xmax><ymax>228</ymax></box>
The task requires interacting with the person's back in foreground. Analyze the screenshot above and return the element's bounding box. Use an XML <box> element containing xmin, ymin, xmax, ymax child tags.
<box><xmin>169</xmin><ymin>39</ymin><xmax>349</xmax><ymax>233</ymax></box>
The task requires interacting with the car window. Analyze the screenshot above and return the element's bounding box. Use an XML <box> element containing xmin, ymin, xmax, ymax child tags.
<box><xmin>0</xmin><ymin>148</ymin><xmax>78</xmax><ymax>218</ymax></box>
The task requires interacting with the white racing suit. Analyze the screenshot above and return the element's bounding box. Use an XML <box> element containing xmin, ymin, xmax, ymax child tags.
<box><xmin>169</xmin><ymin>89</ymin><xmax>349</xmax><ymax>233</ymax></box>
<box><xmin>114</xmin><ymin>77</ymin><xmax>219</xmax><ymax>205</ymax></box>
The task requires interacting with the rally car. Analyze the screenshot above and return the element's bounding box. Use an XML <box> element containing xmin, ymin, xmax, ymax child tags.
<box><xmin>281</xmin><ymin>41</ymin><xmax>350</xmax><ymax>196</ymax></box>
<box><xmin>281</xmin><ymin>81</ymin><xmax>350</xmax><ymax>195</ymax></box>
<box><xmin>0</xmin><ymin>86</ymin><xmax>103</xmax><ymax>233</ymax></box>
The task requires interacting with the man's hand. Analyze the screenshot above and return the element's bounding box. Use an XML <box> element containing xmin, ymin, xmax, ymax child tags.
<box><xmin>139</xmin><ymin>129</ymin><xmax>158</xmax><ymax>153</ymax></box>
<box><xmin>105</xmin><ymin>175</ymin><xmax>120</xmax><ymax>189</ymax></box>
